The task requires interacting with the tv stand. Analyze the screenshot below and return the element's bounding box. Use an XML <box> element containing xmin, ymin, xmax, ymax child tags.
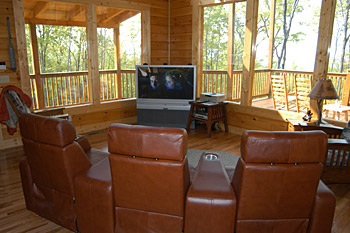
<box><xmin>186</xmin><ymin>101</ymin><xmax>228</xmax><ymax>137</ymax></box>
<box><xmin>137</xmin><ymin>108</ymin><xmax>194</xmax><ymax>129</ymax></box>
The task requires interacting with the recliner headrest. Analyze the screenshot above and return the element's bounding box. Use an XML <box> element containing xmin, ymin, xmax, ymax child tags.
<box><xmin>19</xmin><ymin>113</ymin><xmax>76</xmax><ymax>147</ymax></box>
<box><xmin>108</xmin><ymin>123</ymin><xmax>188</xmax><ymax>161</ymax></box>
<box><xmin>241</xmin><ymin>130</ymin><xmax>327</xmax><ymax>163</ymax></box>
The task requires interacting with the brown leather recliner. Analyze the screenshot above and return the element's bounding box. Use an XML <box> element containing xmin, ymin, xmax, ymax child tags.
<box><xmin>232</xmin><ymin>130</ymin><xmax>336</xmax><ymax>233</ymax></box>
<box><xmin>19</xmin><ymin>113</ymin><xmax>108</xmax><ymax>231</ymax></box>
<box><xmin>75</xmin><ymin>123</ymin><xmax>235</xmax><ymax>233</ymax></box>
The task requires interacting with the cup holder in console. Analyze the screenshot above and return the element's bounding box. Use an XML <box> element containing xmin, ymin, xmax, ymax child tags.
<box><xmin>205</xmin><ymin>154</ymin><xmax>218</xmax><ymax>160</ymax></box>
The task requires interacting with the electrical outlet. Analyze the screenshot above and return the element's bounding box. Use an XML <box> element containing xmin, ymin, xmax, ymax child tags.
<box><xmin>0</xmin><ymin>75</ymin><xmax>10</xmax><ymax>83</ymax></box>
<box><xmin>0</xmin><ymin>62</ymin><xmax>5</xmax><ymax>70</ymax></box>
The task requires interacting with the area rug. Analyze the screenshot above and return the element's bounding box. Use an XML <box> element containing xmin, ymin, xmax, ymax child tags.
<box><xmin>186</xmin><ymin>149</ymin><xmax>239</xmax><ymax>167</ymax></box>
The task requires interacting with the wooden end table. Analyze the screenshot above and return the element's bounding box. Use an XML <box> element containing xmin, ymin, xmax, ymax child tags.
<box><xmin>187</xmin><ymin>101</ymin><xmax>228</xmax><ymax>137</ymax></box>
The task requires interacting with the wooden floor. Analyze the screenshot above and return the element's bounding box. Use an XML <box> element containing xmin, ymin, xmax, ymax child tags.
<box><xmin>0</xmin><ymin>127</ymin><xmax>349</xmax><ymax>232</ymax></box>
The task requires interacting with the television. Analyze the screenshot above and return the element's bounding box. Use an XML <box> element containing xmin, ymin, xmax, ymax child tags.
<box><xmin>136</xmin><ymin>65</ymin><xmax>196</xmax><ymax>110</ymax></box>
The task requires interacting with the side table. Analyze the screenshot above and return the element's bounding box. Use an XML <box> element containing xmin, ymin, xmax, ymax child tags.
<box><xmin>186</xmin><ymin>101</ymin><xmax>228</xmax><ymax>137</ymax></box>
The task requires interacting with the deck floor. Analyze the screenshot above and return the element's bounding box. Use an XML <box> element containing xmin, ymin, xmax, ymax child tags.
<box><xmin>252</xmin><ymin>97</ymin><xmax>349</xmax><ymax>122</ymax></box>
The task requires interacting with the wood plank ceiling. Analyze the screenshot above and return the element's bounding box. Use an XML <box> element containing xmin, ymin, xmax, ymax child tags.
<box><xmin>23</xmin><ymin>0</ymin><xmax>140</xmax><ymax>28</ymax></box>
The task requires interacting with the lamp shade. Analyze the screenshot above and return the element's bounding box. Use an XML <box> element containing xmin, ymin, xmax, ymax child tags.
<box><xmin>308</xmin><ymin>78</ymin><xmax>339</xmax><ymax>100</ymax></box>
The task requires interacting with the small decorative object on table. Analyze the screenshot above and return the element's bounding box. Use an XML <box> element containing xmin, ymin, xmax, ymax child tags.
<box><xmin>302</xmin><ymin>110</ymin><xmax>313</xmax><ymax>122</ymax></box>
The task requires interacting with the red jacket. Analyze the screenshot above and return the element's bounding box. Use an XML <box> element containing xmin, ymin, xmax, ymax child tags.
<box><xmin>0</xmin><ymin>85</ymin><xmax>32</xmax><ymax>134</ymax></box>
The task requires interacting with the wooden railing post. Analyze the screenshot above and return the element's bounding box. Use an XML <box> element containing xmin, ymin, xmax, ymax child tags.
<box><xmin>29</xmin><ymin>24</ymin><xmax>45</xmax><ymax>109</ymax></box>
<box><xmin>227</xmin><ymin>3</ymin><xmax>235</xmax><ymax>100</ymax></box>
<box><xmin>114</xmin><ymin>25</ymin><xmax>122</xmax><ymax>99</ymax></box>
<box><xmin>342</xmin><ymin>70</ymin><xmax>350</xmax><ymax>106</ymax></box>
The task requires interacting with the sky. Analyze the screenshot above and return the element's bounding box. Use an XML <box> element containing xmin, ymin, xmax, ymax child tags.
<box><xmin>256</xmin><ymin>0</ymin><xmax>322</xmax><ymax>72</ymax></box>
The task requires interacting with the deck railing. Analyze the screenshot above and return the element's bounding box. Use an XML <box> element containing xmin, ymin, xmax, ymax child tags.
<box><xmin>30</xmin><ymin>71</ymin><xmax>90</xmax><ymax>110</ymax></box>
<box><xmin>30</xmin><ymin>69</ymin><xmax>136</xmax><ymax>110</ymax></box>
<box><xmin>29</xmin><ymin>68</ymin><xmax>347</xmax><ymax>110</ymax></box>
<box><xmin>120</xmin><ymin>70</ymin><xmax>136</xmax><ymax>99</ymax></box>
<box><xmin>203</xmin><ymin>69</ymin><xmax>347</xmax><ymax>103</ymax></box>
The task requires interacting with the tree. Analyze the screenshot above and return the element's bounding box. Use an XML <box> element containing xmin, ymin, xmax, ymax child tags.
<box><xmin>203</xmin><ymin>5</ymin><xmax>229</xmax><ymax>71</ymax></box>
<box><xmin>120</xmin><ymin>14</ymin><xmax>141</xmax><ymax>69</ymax></box>
<box><xmin>338</xmin><ymin>0</ymin><xmax>350</xmax><ymax>73</ymax></box>
<box><xmin>97</xmin><ymin>28</ymin><xmax>115</xmax><ymax>70</ymax></box>
<box><xmin>274</xmin><ymin>0</ymin><xmax>304</xmax><ymax>69</ymax></box>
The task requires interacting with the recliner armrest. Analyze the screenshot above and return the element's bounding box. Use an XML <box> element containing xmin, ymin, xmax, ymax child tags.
<box><xmin>184</xmin><ymin>153</ymin><xmax>236</xmax><ymax>233</ymax></box>
<box><xmin>75</xmin><ymin>135</ymin><xmax>92</xmax><ymax>153</ymax></box>
<box><xmin>74</xmin><ymin>158</ymin><xmax>114</xmax><ymax>233</ymax></box>
<box><xmin>307</xmin><ymin>181</ymin><xmax>336</xmax><ymax>233</ymax></box>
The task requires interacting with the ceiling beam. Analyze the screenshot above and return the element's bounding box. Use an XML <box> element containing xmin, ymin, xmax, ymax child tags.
<box><xmin>112</xmin><ymin>11</ymin><xmax>139</xmax><ymax>25</ymax></box>
<box><xmin>100</xmin><ymin>9</ymin><xmax>125</xmax><ymax>23</ymax></box>
<box><xmin>66</xmin><ymin>5</ymin><xmax>85</xmax><ymax>21</ymax></box>
<box><xmin>33</xmin><ymin>1</ymin><xmax>49</xmax><ymax>18</ymax></box>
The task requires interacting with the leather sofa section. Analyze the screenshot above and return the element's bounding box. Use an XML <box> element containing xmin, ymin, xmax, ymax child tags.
<box><xmin>115</xmin><ymin>207</ymin><xmax>183</xmax><ymax>233</ymax></box>
<box><xmin>75</xmin><ymin>158</ymin><xmax>114</xmax><ymax>233</ymax></box>
<box><xmin>241</xmin><ymin>130</ymin><xmax>327</xmax><ymax>163</ymax></box>
<box><xmin>19</xmin><ymin>113</ymin><xmax>76</xmax><ymax>147</ymax></box>
<box><xmin>19</xmin><ymin>113</ymin><xmax>108</xmax><ymax>231</ymax></box>
<box><xmin>185</xmin><ymin>153</ymin><xmax>236</xmax><ymax>233</ymax></box>
<box><xmin>22</xmin><ymin>137</ymin><xmax>91</xmax><ymax>196</ymax></box>
<box><xmin>108</xmin><ymin>123</ymin><xmax>188</xmax><ymax>161</ymax></box>
<box><xmin>307</xmin><ymin>181</ymin><xmax>336</xmax><ymax>233</ymax></box>
<box><xmin>233</xmin><ymin>159</ymin><xmax>323</xmax><ymax>220</ymax></box>
<box><xmin>110</xmin><ymin>154</ymin><xmax>189</xmax><ymax>217</ymax></box>
<box><xmin>236</xmin><ymin>219</ymin><xmax>309</xmax><ymax>233</ymax></box>
<box><xmin>232</xmin><ymin>130</ymin><xmax>335</xmax><ymax>233</ymax></box>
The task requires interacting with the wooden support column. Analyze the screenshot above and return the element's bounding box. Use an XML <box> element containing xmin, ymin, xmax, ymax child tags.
<box><xmin>192</xmin><ymin>0</ymin><xmax>204</xmax><ymax>98</ymax></box>
<box><xmin>227</xmin><ymin>3</ymin><xmax>235</xmax><ymax>100</ymax></box>
<box><xmin>267</xmin><ymin>0</ymin><xmax>276</xmax><ymax>98</ymax></box>
<box><xmin>241</xmin><ymin>0</ymin><xmax>259</xmax><ymax>106</ymax></box>
<box><xmin>342</xmin><ymin>70</ymin><xmax>350</xmax><ymax>106</ymax></box>
<box><xmin>114</xmin><ymin>25</ymin><xmax>122</xmax><ymax>99</ymax></box>
<box><xmin>87</xmin><ymin>4</ymin><xmax>100</xmax><ymax>105</ymax></box>
<box><xmin>29</xmin><ymin>24</ymin><xmax>45</xmax><ymax>109</ymax></box>
<box><xmin>311</xmin><ymin>0</ymin><xmax>337</xmax><ymax>118</ymax></box>
<box><xmin>12</xmin><ymin>0</ymin><xmax>31</xmax><ymax>96</ymax></box>
<box><xmin>141</xmin><ymin>11</ymin><xmax>151</xmax><ymax>64</ymax></box>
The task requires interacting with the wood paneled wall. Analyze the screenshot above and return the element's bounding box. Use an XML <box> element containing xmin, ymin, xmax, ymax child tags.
<box><xmin>0</xmin><ymin>1</ymin><xmax>20</xmax><ymax>89</ymax></box>
<box><xmin>0</xmin><ymin>0</ymin><xmax>23</xmax><ymax>149</ymax></box>
<box><xmin>148</xmin><ymin>0</ymin><xmax>169</xmax><ymax>64</ymax></box>
<box><xmin>170</xmin><ymin>0</ymin><xmax>192</xmax><ymax>65</ymax></box>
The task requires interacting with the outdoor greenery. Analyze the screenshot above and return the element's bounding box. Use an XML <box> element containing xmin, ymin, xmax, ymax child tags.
<box><xmin>329</xmin><ymin>0</ymin><xmax>350</xmax><ymax>73</ymax></box>
<box><xmin>25</xmin><ymin>14</ymin><xmax>141</xmax><ymax>74</ymax></box>
<box><xmin>203</xmin><ymin>0</ymin><xmax>349</xmax><ymax>73</ymax></box>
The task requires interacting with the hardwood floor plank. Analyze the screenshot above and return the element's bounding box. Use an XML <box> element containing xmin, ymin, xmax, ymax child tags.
<box><xmin>0</xmin><ymin>128</ymin><xmax>349</xmax><ymax>232</ymax></box>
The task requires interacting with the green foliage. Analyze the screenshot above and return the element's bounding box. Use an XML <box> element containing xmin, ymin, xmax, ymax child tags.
<box><xmin>25</xmin><ymin>14</ymin><xmax>141</xmax><ymax>73</ymax></box>
<box><xmin>120</xmin><ymin>14</ymin><xmax>141</xmax><ymax>69</ymax></box>
<box><xmin>233</xmin><ymin>2</ymin><xmax>247</xmax><ymax>70</ymax></box>
<box><xmin>329</xmin><ymin>0</ymin><xmax>350</xmax><ymax>73</ymax></box>
<box><xmin>25</xmin><ymin>25</ymin><xmax>34</xmax><ymax>74</ymax></box>
<box><xmin>203</xmin><ymin>5</ymin><xmax>229</xmax><ymax>71</ymax></box>
<box><xmin>34</xmin><ymin>25</ymin><xmax>88</xmax><ymax>73</ymax></box>
<box><xmin>97</xmin><ymin>28</ymin><xmax>115</xmax><ymax>70</ymax></box>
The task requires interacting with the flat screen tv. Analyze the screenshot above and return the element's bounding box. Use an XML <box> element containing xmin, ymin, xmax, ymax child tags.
<box><xmin>136</xmin><ymin>65</ymin><xmax>196</xmax><ymax>110</ymax></box>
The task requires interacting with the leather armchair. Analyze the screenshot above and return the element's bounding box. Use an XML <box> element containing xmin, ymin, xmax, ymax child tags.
<box><xmin>19</xmin><ymin>113</ymin><xmax>108</xmax><ymax>231</ymax></box>
<box><xmin>75</xmin><ymin>123</ymin><xmax>235</xmax><ymax>233</ymax></box>
<box><xmin>232</xmin><ymin>130</ymin><xmax>336</xmax><ymax>233</ymax></box>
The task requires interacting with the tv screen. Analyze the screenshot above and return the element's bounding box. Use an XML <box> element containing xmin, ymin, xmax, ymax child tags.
<box><xmin>136</xmin><ymin>65</ymin><xmax>196</xmax><ymax>100</ymax></box>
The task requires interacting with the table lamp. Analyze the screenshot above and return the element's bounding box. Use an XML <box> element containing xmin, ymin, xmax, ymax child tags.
<box><xmin>308</xmin><ymin>78</ymin><xmax>338</xmax><ymax>125</ymax></box>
